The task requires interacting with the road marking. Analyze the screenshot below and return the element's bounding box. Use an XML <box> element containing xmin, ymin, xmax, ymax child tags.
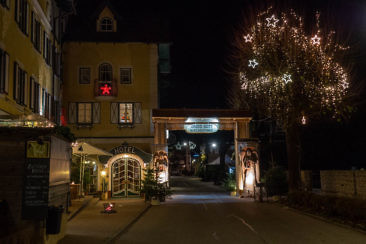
<box><xmin>228</xmin><ymin>214</ymin><xmax>268</xmax><ymax>243</ymax></box>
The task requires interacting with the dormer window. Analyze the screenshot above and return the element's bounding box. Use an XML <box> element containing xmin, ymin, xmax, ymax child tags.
<box><xmin>100</xmin><ymin>18</ymin><xmax>113</xmax><ymax>32</ymax></box>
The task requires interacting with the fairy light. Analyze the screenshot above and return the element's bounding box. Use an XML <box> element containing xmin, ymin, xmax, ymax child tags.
<box><xmin>311</xmin><ymin>34</ymin><xmax>321</xmax><ymax>45</ymax></box>
<box><xmin>243</xmin><ymin>34</ymin><xmax>253</xmax><ymax>43</ymax></box>
<box><xmin>248</xmin><ymin>59</ymin><xmax>258</xmax><ymax>68</ymax></box>
<box><xmin>266</xmin><ymin>15</ymin><xmax>279</xmax><ymax>27</ymax></box>
<box><xmin>237</xmin><ymin>9</ymin><xmax>350</xmax><ymax>126</ymax></box>
<box><xmin>301</xmin><ymin>115</ymin><xmax>306</xmax><ymax>125</ymax></box>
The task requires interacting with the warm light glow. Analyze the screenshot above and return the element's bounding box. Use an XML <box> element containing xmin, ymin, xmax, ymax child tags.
<box><xmin>301</xmin><ymin>115</ymin><xmax>307</xmax><ymax>125</ymax></box>
<box><xmin>266</xmin><ymin>15</ymin><xmax>279</xmax><ymax>27</ymax></box>
<box><xmin>243</xmin><ymin>34</ymin><xmax>253</xmax><ymax>43</ymax></box>
<box><xmin>101</xmin><ymin>170</ymin><xmax>106</xmax><ymax>177</ymax></box>
<box><xmin>311</xmin><ymin>34</ymin><xmax>321</xmax><ymax>45</ymax></box>
<box><xmin>245</xmin><ymin>172</ymin><xmax>254</xmax><ymax>186</ymax></box>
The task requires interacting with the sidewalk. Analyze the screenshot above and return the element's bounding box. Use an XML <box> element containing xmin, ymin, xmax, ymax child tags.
<box><xmin>59</xmin><ymin>198</ymin><xmax>150</xmax><ymax>244</ymax></box>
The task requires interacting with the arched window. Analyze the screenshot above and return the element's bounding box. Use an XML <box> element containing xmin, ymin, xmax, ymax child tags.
<box><xmin>100</xmin><ymin>17</ymin><xmax>113</xmax><ymax>32</ymax></box>
<box><xmin>99</xmin><ymin>63</ymin><xmax>112</xmax><ymax>81</ymax></box>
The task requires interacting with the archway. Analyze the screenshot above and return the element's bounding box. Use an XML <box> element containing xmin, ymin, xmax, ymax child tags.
<box><xmin>152</xmin><ymin>109</ymin><xmax>259</xmax><ymax>197</ymax></box>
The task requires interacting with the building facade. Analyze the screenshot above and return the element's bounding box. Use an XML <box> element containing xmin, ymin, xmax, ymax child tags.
<box><xmin>62</xmin><ymin>0</ymin><xmax>170</xmax><ymax>198</ymax></box>
<box><xmin>0</xmin><ymin>0</ymin><xmax>72</xmax><ymax>127</ymax></box>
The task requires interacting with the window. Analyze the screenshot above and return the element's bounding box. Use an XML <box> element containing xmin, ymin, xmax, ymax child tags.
<box><xmin>43</xmin><ymin>31</ymin><xmax>51</xmax><ymax>64</ymax></box>
<box><xmin>31</xmin><ymin>11</ymin><xmax>41</xmax><ymax>52</ymax></box>
<box><xmin>77</xmin><ymin>103</ymin><xmax>92</xmax><ymax>124</ymax></box>
<box><xmin>100</xmin><ymin>18</ymin><xmax>113</xmax><ymax>32</ymax></box>
<box><xmin>120</xmin><ymin>68</ymin><xmax>132</xmax><ymax>84</ymax></box>
<box><xmin>79</xmin><ymin>68</ymin><xmax>91</xmax><ymax>84</ymax></box>
<box><xmin>1</xmin><ymin>0</ymin><xmax>10</xmax><ymax>9</ymax></box>
<box><xmin>0</xmin><ymin>49</ymin><xmax>9</xmax><ymax>94</ymax></box>
<box><xmin>68</xmin><ymin>102</ymin><xmax>100</xmax><ymax>125</ymax></box>
<box><xmin>99</xmin><ymin>63</ymin><xmax>112</xmax><ymax>81</ymax></box>
<box><xmin>119</xmin><ymin>103</ymin><xmax>133</xmax><ymax>124</ymax></box>
<box><xmin>29</xmin><ymin>78</ymin><xmax>40</xmax><ymax>113</ymax></box>
<box><xmin>15</xmin><ymin>0</ymin><xmax>29</xmax><ymax>35</ymax></box>
<box><xmin>13</xmin><ymin>62</ymin><xmax>27</xmax><ymax>105</ymax></box>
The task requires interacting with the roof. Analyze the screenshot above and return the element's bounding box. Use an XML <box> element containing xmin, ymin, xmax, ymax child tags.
<box><xmin>152</xmin><ymin>109</ymin><xmax>251</xmax><ymax>118</ymax></box>
<box><xmin>63</xmin><ymin>0</ymin><xmax>171</xmax><ymax>43</ymax></box>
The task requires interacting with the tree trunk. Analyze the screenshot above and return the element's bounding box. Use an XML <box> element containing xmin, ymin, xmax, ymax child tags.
<box><xmin>285</xmin><ymin>123</ymin><xmax>301</xmax><ymax>192</ymax></box>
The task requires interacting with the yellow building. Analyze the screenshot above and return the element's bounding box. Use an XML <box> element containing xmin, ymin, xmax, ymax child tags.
<box><xmin>0</xmin><ymin>0</ymin><xmax>72</xmax><ymax>127</ymax></box>
<box><xmin>62</xmin><ymin>1</ymin><xmax>170</xmax><ymax>198</ymax></box>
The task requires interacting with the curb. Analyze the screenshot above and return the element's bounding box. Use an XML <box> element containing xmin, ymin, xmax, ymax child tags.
<box><xmin>67</xmin><ymin>197</ymin><xmax>98</xmax><ymax>222</ymax></box>
<box><xmin>105</xmin><ymin>203</ymin><xmax>152</xmax><ymax>243</ymax></box>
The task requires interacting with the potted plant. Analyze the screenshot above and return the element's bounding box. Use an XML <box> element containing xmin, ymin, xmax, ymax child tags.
<box><xmin>141</xmin><ymin>168</ymin><xmax>171</xmax><ymax>205</ymax></box>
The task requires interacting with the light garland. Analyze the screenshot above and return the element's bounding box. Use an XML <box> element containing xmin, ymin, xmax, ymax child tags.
<box><xmin>236</xmin><ymin>9</ymin><xmax>350</xmax><ymax>126</ymax></box>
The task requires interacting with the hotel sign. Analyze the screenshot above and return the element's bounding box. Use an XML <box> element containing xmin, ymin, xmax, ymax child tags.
<box><xmin>184</xmin><ymin>117</ymin><xmax>219</xmax><ymax>134</ymax></box>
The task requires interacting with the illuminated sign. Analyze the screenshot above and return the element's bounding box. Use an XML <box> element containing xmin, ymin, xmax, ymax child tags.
<box><xmin>99</xmin><ymin>83</ymin><xmax>112</xmax><ymax>95</ymax></box>
<box><xmin>184</xmin><ymin>117</ymin><xmax>219</xmax><ymax>134</ymax></box>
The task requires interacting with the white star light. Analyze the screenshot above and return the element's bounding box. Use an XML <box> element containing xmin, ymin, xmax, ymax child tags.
<box><xmin>282</xmin><ymin>74</ymin><xmax>292</xmax><ymax>84</ymax></box>
<box><xmin>311</xmin><ymin>35</ymin><xmax>321</xmax><ymax>45</ymax></box>
<box><xmin>248</xmin><ymin>59</ymin><xmax>258</xmax><ymax>68</ymax></box>
<box><xmin>241</xmin><ymin>82</ymin><xmax>248</xmax><ymax>90</ymax></box>
<box><xmin>243</xmin><ymin>34</ymin><xmax>253</xmax><ymax>43</ymax></box>
<box><xmin>266</xmin><ymin>15</ymin><xmax>279</xmax><ymax>28</ymax></box>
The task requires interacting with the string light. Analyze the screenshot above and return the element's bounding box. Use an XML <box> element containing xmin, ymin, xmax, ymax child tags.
<box><xmin>266</xmin><ymin>15</ymin><xmax>279</xmax><ymax>27</ymax></box>
<box><xmin>311</xmin><ymin>34</ymin><xmax>321</xmax><ymax>45</ymax></box>
<box><xmin>237</xmin><ymin>8</ymin><xmax>350</xmax><ymax>126</ymax></box>
<box><xmin>248</xmin><ymin>59</ymin><xmax>258</xmax><ymax>68</ymax></box>
<box><xmin>243</xmin><ymin>34</ymin><xmax>253</xmax><ymax>43</ymax></box>
<box><xmin>301</xmin><ymin>115</ymin><xmax>307</xmax><ymax>125</ymax></box>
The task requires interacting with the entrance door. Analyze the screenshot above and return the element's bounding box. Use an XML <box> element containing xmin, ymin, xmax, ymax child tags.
<box><xmin>112</xmin><ymin>158</ymin><xmax>141</xmax><ymax>197</ymax></box>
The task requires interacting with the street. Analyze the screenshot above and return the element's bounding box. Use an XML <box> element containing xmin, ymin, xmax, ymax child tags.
<box><xmin>114</xmin><ymin>176</ymin><xmax>366</xmax><ymax>244</ymax></box>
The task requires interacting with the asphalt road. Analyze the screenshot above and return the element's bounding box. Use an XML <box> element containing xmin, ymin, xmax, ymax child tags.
<box><xmin>115</xmin><ymin>176</ymin><xmax>366</xmax><ymax>244</ymax></box>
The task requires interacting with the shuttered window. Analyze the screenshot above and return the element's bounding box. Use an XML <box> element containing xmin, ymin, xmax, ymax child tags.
<box><xmin>15</xmin><ymin>0</ymin><xmax>29</xmax><ymax>35</ymax></box>
<box><xmin>0</xmin><ymin>49</ymin><xmax>9</xmax><ymax>94</ymax></box>
<box><xmin>13</xmin><ymin>62</ymin><xmax>27</xmax><ymax>105</ymax></box>
<box><xmin>68</xmin><ymin>102</ymin><xmax>100</xmax><ymax>125</ymax></box>
<box><xmin>110</xmin><ymin>102</ymin><xmax>142</xmax><ymax>125</ymax></box>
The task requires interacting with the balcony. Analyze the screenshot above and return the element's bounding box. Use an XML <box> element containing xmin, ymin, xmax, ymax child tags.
<box><xmin>94</xmin><ymin>79</ymin><xmax>118</xmax><ymax>100</ymax></box>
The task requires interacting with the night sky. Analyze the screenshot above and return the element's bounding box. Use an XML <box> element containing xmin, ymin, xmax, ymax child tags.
<box><xmin>157</xmin><ymin>0</ymin><xmax>366</xmax><ymax>109</ymax></box>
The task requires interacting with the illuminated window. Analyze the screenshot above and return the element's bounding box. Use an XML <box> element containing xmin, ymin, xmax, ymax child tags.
<box><xmin>78</xmin><ymin>103</ymin><xmax>92</xmax><ymax>124</ymax></box>
<box><xmin>119</xmin><ymin>103</ymin><xmax>133</xmax><ymax>124</ymax></box>
<box><xmin>100</xmin><ymin>18</ymin><xmax>113</xmax><ymax>32</ymax></box>
<box><xmin>120</xmin><ymin>68</ymin><xmax>131</xmax><ymax>84</ymax></box>
<box><xmin>79</xmin><ymin>67</ymin><xmax>91</xmax><ymax>84</ymax></box>
<box><xmin>99</xmin><ymin>63</ymin><xmax>112</xmax><ymax>81</ymax></box>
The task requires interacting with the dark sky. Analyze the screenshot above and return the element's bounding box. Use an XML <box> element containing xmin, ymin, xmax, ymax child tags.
<box><xmin>158</xmin><ymin>0</ymin><xmax>366</xmax><ymax>109</ymax></box>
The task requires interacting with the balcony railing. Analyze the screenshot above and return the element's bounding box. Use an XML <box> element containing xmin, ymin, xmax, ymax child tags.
<box><xmin>94</xmin><ymin>79</ymin><xmax>118</xmax><ymax>98</ymax></box>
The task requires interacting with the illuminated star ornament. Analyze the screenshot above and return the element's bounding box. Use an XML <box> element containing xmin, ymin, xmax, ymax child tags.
<box><xmin>243</xmin><ymin>34</ymin><xmax>253</xmax><ymax>43</ymax></box>
<box><xmin>248</xmin><ymin>59</ymin><xmax>258</xmax><ymax>68</ymax></box>
<box><xmin>266</xmin><ymin>15</ymin><xmax>279</xmax><ymax>27</ymax></box>
<box><xmin>311</xmin><ymin>34</ymin><xmax>321</xmax><ymax>45</ymax></box>
<box><xmin>282</xmin><ymin>74</ymin><xmax>292</xmax><ymax>84</ymax></box>
<box><xmin>100</xmin><ymin>84</ymin><xmax>111</xmax><ymax>95</ymax></box>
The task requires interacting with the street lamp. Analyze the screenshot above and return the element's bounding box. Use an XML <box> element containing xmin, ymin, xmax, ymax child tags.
<box><xmin>211</xmin><ymin>143</ymin><xmax>217</xmax><ymax>148</ymax></box>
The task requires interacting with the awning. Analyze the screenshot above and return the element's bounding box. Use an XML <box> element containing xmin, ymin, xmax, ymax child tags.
<box><xmin>72</xmin><ymin>142</ymin><xmax>112</xmax><ymax>156</ymax></box>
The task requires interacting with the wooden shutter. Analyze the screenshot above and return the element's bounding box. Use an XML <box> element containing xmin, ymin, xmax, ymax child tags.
<box><xmin>13</xmin><ymin>62</ymin><xmax>18</xmax><ymax>100</ymax></box>
<box><xmin>24</xmin><ymin>1</ymin><xmax>29</xmax><ymax>35</ymax></box>
<box><xmin>23</xmin><ymin>71</ymin><xmax>28</xmax><ymax>106</ymax></box>
<box><xmin>68</xmin><ymin>102</ymin><xmax>76</xmax><ymax>124</ymax></box>
<box><xmin>110</xmin><ymin>102</ymin><xmax>118</xmax><ymax>124</ymax></box>
<box><xmin>4</xmin><ymin>52</ymin><xmax>9</xmax><ymax>94</ymax></box>
<box><xmin>134</xmin><ymin>102</ymin><xmax>142</xmax><ymax>124</ymax></box>
<box><xmin>93</xmin><ymin>103</ymin><xmax>101</xmax><ymax>124</ymax></box>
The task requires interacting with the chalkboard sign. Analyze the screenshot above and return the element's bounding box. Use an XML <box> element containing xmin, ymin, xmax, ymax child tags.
<box><xmin>22</xmin><ymin>141</ymin><xmax>50</xmax><ymax>220</ymax></box>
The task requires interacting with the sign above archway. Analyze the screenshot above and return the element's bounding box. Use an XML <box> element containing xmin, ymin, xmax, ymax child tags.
<box><xmin>184</xmin><ymin>117</ymin><xmax>219</xmax><ymax>134</ymax></box>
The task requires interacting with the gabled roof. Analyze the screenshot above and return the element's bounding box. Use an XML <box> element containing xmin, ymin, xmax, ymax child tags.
<box><xmin>63</xmin><ymin>0</ymin><xmax>171</xmax><ymax>43</ymax></box>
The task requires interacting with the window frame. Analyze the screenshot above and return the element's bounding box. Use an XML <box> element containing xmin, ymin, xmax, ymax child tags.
<box><xmin>118</xmin><ymin>102</ymin><xmax>134</xmax><ymax>125</ymax></box>
<box><xmin>77</xmin><ymin>102</ymin><xmax>93</xmax><ymax>125</ymax></box>
<box><xmin>0</xmin><ymin>49</ymin><xmax>9</xmax><ymax>94</ymax></box>
<box><xmin>79</xmin><ymin>67</ymin><xmax>91</xmax><ymax>84</ymax></box>
<box><xmin>99</xmin><ymin>63</ymin><xmax>113</xmax><ymax>81</ymax></box>
<box><xmin>15</xmin><ymin>0</ymin><xmax>29</xmax><ymax>35</ymax></box>
<box><xmin>120</xmin><ymin>67</ymin><xmax>132</xmax><ymax>84</ymax></box>
<box><xmin>100</xmin><ymin>17</ymin><xmax>113</xmax><ymax>32</ymax></box>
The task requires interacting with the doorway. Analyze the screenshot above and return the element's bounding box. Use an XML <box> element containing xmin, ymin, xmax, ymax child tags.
<box><xmin>111</xmin><ymin>157</ymin><xmax>141</xmax><ymax>197</ymax></box>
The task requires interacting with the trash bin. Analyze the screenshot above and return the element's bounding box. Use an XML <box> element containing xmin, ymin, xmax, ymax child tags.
<box><xmin>46</xmin><ymin>206</ymin><xmax>64</xmax><ymax>234</ymax></box>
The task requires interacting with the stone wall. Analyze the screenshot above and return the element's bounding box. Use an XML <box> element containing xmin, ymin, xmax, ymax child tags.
<box><xmin>320</xmin><ymin>170</ymin><xmax>366</xmax><ymax>199</ymax></box>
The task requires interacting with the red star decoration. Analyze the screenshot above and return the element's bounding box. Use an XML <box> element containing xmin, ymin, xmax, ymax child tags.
<box><xmin>100</xmin><ymin>84</ymin><xmax>111</xmax><ymax>95</ymax></box>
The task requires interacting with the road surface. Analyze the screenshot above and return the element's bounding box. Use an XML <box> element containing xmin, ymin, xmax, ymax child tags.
<box><xmin>114</xmin><ymin>176</ymin><xmax>366</xmax><ymax>244</ymax></box>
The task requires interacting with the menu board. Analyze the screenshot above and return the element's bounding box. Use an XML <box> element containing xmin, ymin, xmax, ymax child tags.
<box><xmin>22</xmin><ymin>141</ymin><xmax>50</xmax><ymax>220</ymax></box>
